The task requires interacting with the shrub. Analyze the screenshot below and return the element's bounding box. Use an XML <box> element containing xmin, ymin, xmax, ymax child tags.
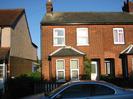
<box><xmin>83</xmin><ymin>57</ymin><xmax>91</xmax><ymax>80</ymax></box>
<box><xmin>27</xmin><ymin>72</ymin><xmax>41</xmax><ymax>81</ymax></box>
<box><xmin>100</xmin><ymin>75</ymin><xmax>133</xmax><ymax>88</ymax></box>
<box><xmin>4</xmin><ymin>73</ymin><xmax>41</xmax><ymax>99</ymax></box>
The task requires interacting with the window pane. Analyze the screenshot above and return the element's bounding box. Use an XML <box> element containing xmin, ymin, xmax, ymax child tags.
<box><xmin>77</xmin><ymin>38</ymin><xmax>88</xmax><ymax>45</ymax></box>
<box><xmin>57</xmin><ymin>38</ymin><xmax>64</xmax><ymax>44</ymax></box>
<box><xmin>77</xmin><ymin>28</ymin><xmax>88</xmax><ymax>45</ymax></box>
<box><xmin>0</xmin><ymin>66</ymin><xmax>3</xmax><ymax>78</ymax></box>
<box><xmin>92</xmin><ymin>84</ymin><xmax>115</xmax><ymax>96</ymax></box>
<box><xmin>72</xmin><ymin>70</ymin><xmax>78</xmax><ymax>80</ymax></box>
<box><xmin>114</xmin><ymin>30</ymin><xmax>118</xmax><ymax>42</ymax></box>
<box><xmin>77</xmin><ymin>31</ymin><xmax>88</xmax><ymax>37</ymax></box>
<box><xmin>56</xmin><ymin>60</ymin><xmax>64</xmax><ymax>69</ymax></box>
<box><xmin>107</xmin><ymin>63</ymin><xmax>111</xmax><ymax>74</ymax></box>
<box><xmin>54</xmin><ymin>38</ymin><xmax>64</xmax><ymax>45</ymax></box>
<box><xmin>53</xmin><ymin>28</ymin><xmax>65</xmax><ymax>46</ymax></box>
<box><xmin>113</xmin><ymin>28</ymin><xmax>124</xmax><ymax>44</ymax></box>
<box><xmin>71</xmin><ymin>60</ymin><xmax>78</xmax><ymax>69</ymax></box>
<box><xmin>91</xmin><ymin>64</ymin><xmax>96</xmax><ymax>73</ymax></box>
<box><xmin>55</xmin><ymin>30</ymin><xmax>64</xmax><ymax>36</ymax></box>
<box><xmin>61</xmin><ymin>84</ymin><xmax>91</xmax><ymax>98</ymax></box>
<box><xmin>119</xmin><ymin>33</ymin><xmax>124</xmax><ymax>43</ymax></box>
<box><xmin>58</xmin><ymin>71</ymin><xmax>64</xmax><ymax>80</ymax></box>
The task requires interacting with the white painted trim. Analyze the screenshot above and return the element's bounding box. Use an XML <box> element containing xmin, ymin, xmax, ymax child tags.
<box><xmin>76</xmin><ymin>28</ymin><xmax>89</xmax><ymax>46</ymax></box>
<box><xmin>127</xmin><ymin>45</ymin><xmax>133</xmax><ymax>53</ymax></box>
<box><xmin>113</xmin><ymin>28</ymin><xmax>125</xmax><ymax>45</ymax></box>
<box><xmin>70</xmin><ymin>46</ymin><xmax>85</xmax><ymax>55</ymax></box>
<box><xmin>77</xmin><ymin>44</ymin><xmax>89</xmax><ymax>46</ymax></box>
<box><xmin>104</xmin><ymin>61</ymin><xmax>111</xmax><ymax>75</ymax></box>
<box><xmin>56</xmin><ymin>59</ymin><xmax>65</xmax><ymax>81</ymax></box>
<box><xmin>49</xmin><ymin>47</ymin><xmax>62</xmax><ymax>56</ymax></box>
<box><xmin>49</xmin><ymin>46</ymin><xmax>85</xmax><ymax>56</ymax></box>
<box><xmin>120</xmin><ymin>44</ymin><xmax>133</xmax><ymax>54</ymax></box>
<box><xmin>0</xmin><ymin>63</ymin><xmax>5</xmax><ymax>80</ymax></box>
<box><xmin>53</xmin><ymin>28</ymin><xmax>65</xmax><ymax>46</ymax></box>
<box><xmin>70</xmin><ymin>59</ymin><xmax>79</xmax><ymax>80</ymax></box>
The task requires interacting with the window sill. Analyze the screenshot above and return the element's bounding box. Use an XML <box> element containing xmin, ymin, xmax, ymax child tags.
<box><xmin>114</xmin><ymin>43</ymin><xmax>125</xmax><ymax>45</ymax></box>
<box><xmin>77</xmin><ymin>44</ymin><xmax>89</xmax><ymax>46</ymax></box>
<box><xmin>53</xmin><ymin>45</ymin><xmax>66</xmax><ymax>47</ymax></box>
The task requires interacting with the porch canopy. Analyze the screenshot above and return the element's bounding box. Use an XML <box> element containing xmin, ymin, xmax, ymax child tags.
<box><xmin>49</xmin><ymin>46</ymin><xmax>85</xmax><ymax>57</ymax></box>
<box><xmin>120</xmin><ymin>44</ymin><xmax>133</xmax><ymax>79</ymax></box>
<box><xmin>121</xmin><ymin>44</ymin><xmax>133</xmax><ymax>55</ymax></box>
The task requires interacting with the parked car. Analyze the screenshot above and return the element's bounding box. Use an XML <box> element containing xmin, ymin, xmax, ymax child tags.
<box><xmin>40</xmin><ymin>80</ymin><xmax>133</xmax><ymax>99</ymax></box>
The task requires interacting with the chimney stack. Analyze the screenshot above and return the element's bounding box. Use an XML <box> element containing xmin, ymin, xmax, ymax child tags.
<box><xmin>122</xmin><ymin>0</ymin><xmax>133</xmax><ymax>13</ymax></box>
<box><xmin>46</xmin><ymin>0</ymin><xmax>53</xmax><ymax>13</ymax></box>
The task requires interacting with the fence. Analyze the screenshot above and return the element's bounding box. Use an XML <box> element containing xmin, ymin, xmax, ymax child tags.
<box><xmin>34</xmin><ymin>81</ymin><xmax>65</xmax><ymax>94</ymax></box>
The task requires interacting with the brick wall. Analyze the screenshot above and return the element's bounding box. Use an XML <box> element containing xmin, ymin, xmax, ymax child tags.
<box><xmin>10</xmin><ymin>56</ymin><xmax>32</xmax><ymax>77</ymax></box>
<box><xmin>41</xmin><ymin>25</ymin><xmax>133</xmax><ymax>80</ymax></box>
<box><xmin>51</xmin><ymin>56</ymin><xmax>84</xmax><ymax>81</ymax></box>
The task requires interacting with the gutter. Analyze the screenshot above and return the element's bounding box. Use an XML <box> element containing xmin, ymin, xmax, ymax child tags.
<box><xmin>41</xmin><ymin>22</ymin><xmax>133</xmax><ymax>26</ymax></box>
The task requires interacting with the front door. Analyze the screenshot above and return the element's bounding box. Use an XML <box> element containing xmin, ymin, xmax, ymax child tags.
<box><xmin>91</xmin><ymin>61</ymin><xmax>98</xmax><ymax>80</ymax></box>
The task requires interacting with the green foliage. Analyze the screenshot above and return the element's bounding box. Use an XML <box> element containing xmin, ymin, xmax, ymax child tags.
<box><xmin>100</xmin><ymin>75</ymin><xmax>133</xmax><ymax>88</ymax></box>
<box><xmin>27</xmin><ymin>72</ymin><xmax>41</xmax><ymax>81</ymax></box>
<box><xmin>83</xmin><ymin>57</ymin><xmax>91</xmax><ymax>80</ymax></box>
<box><xmin>5</xmin><ymin>72</ymin><xmax>41</xmax><ymax>99</ymax></box>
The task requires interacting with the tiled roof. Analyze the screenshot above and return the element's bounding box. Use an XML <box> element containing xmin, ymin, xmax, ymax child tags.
<box><xmin>41</xmin><ymin>12</ymin><xmax>133</xmax><ymax>25</ymax></box>
<box><xmin>50</xmin><ymin>46</ymin><xmax>85</xmax><ymax>57</ymax></box>
<box><xmin>0</xmin><ymin>9</ymin><xmax>24</xmax><ymax>27</ymax></box>
<box><xmin>0</xmin><ymin>48</ymin><xmax>9</xmax><ymax>60</ymax></box>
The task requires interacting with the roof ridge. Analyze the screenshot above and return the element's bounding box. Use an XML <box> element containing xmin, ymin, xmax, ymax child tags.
<box><xmin>0</xmin><ymin>8</ymin><xmax>24</xmax><ymax>11</ymax></box>
<box><xmin>52</xmin><ymin>12</ymin><xmax>124</xmax><ymax>13</ymax></box>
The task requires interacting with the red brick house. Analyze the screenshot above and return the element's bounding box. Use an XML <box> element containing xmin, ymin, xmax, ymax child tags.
<box><xmin>41</xmin><ymin>0</ymin><xmax>133</xmax><ymax>81</ymax></box>
<box><xmin>0</xmin><ymin>9</ymin><xmax>37</xmax><ymax>91</ymax></box>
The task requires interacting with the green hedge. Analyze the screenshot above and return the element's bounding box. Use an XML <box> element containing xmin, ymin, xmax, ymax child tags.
<box><xmin>100</xmin><ymin>75</ymin><xmax>133</xmax><ymax>88</ymax></box>
<box><xmin>3</xmin><ymin>72</ymin><xmax>41</xmax><ymax>99</ymax></box>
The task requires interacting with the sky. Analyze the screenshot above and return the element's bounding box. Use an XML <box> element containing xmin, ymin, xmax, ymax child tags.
<box><xmin>0</xmin><ymin>0</ymin><xmax>126</xmax><ymax>58</ymax></box>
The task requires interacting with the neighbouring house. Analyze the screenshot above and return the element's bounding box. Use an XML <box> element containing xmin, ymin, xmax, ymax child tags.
<box><xmin>41</xmin><ymin>0</ymin><xmax>133</xmax><ymax>81</ymax></box>
<box><xmin>0</xmin><ymin>9</ymin><xmax>37</xmax><ymax>92</ymax></box>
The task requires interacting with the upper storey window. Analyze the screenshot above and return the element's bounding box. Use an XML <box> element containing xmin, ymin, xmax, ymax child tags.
<box><xmin>113</xmin><ymin>28</ymin><xmax>125</xmax><ymax>44</ymax></box>
<box><xmin>77</xmin><ymin>28</ymin><xmax>88</xmax><ymax>46</ymax></box>
<box><xmin>53</xmin><ymin>28</ymin><xmax>65</xmax><ymax>46</ymax></box>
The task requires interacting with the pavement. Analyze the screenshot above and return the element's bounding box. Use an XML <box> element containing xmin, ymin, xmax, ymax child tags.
<box><xmin>21</xmin><ymin>93</ymin><xmax>44</xmax><ymax>99</ymax></box>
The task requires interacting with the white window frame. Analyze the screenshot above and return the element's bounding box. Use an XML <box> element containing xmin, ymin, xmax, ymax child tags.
<box><xmin>0</xmin><ymin>63</ymin><xmax>5</xmax><ymax>80</ymax></box>
<box><xmin>56</xmin><ymin>59</ymin><xmax>65</xmax><ymax>81</ymax></box>
<box><xmin>70</xmin><ymin>59</ymin><xmax>79</xmax><ymax>80</ymax></box>
<box><xmin>77</xmin><ymin>28</ymin><xmax>89</xmax><ymax>46</ymax></box>
<box><xmin>53</xmin><ymin>28</ymin><xmax>65</xmax><ymax>46</ymax></box>
<box><xmin>113</xmin><ymin>28</ymin><xmax>125</xmax><ymax>44</ymax></box>
<box><xmin>104</xmin><ymin>61</ymin><xmax>111</xmax><ymax>75</ymax></box>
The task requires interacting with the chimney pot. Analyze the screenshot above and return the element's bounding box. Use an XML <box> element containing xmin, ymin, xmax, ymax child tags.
<box><xmin>122</xmin><ymin>0</ymin><xmax>133</xmax><ymax>13</ymax></box>
<box><xmin>46</xmin><ymin>0</ymin><xmax>53</xmax><ymax>13</ymax></box>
